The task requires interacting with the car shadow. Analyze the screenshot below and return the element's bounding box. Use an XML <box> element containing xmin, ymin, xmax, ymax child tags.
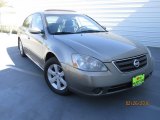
<box><xmin>6</xmin><ymin>46</ymin><xmax>43</xmax><ymax>74</ymax></box>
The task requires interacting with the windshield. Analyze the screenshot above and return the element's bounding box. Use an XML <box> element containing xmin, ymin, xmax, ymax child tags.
<box><xmin>45</xmin><ymin>14</ymin><xmax>106</xmax><ymax>34</ymax></box>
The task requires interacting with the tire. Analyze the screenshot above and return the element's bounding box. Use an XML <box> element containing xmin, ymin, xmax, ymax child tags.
<box><xmin>44</xmin><ymin>57</ymin><xmax>70</xmax><ymax>95</ymax></box>
<box><xmin>18</xmin><ymin>40</ymin><xmax>26</xmax><ymax>57</ymax></box>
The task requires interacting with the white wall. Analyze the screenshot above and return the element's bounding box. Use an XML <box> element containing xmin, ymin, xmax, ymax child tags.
<box><xmin>12</xmin><ymin>0</ymin><xmax>160</xmax><ymax>47</ymax></box>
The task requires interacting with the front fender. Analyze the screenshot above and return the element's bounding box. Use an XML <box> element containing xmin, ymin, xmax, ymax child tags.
<box><xmin>44</xmin><ymin>38</ymin><xmax>77</xmax><ymax>66</ymax></box>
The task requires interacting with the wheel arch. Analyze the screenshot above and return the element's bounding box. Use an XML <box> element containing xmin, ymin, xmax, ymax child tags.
<box><xmin>45</xmin><ymin>52</ymin><xmax>59</xmax><ymax>62</ymax></box>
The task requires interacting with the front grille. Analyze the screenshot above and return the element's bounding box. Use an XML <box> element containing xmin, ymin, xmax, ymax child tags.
<box><xmin>114</xmin><ymin>55</ymin><xmax>147</xmax><ymax>72</ymax></box>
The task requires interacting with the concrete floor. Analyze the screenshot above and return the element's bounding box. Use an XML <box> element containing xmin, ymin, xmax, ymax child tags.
<box><xmin>0</xmin><ymin>33</ymin><xmax>160</xmax><ymax>120</ymax></box>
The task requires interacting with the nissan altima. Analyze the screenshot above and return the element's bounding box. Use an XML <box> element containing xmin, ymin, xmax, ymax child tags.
<box><xmin>18</xmin><ymin>10</ymin><xmax>153</xmax><ymax>96</ymax></box>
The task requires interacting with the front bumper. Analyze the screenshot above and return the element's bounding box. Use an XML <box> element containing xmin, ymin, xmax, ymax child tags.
<box><xmin>61</xmin><ymin>54</ymin><xmax>153</xmax><ymax>96</ymax></box>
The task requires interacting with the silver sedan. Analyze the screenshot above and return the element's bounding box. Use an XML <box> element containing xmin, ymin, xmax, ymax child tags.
<box><xmin>18</xmin><ymin>10</ymin><xmax>153</xmax><ymax>96</ymax></box>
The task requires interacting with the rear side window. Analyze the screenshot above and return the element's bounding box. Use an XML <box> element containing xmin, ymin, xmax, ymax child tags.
<box><xmin>23</xmin><ymin>16</ymin><xmax>32</xmax><ymax>28</ymax></box>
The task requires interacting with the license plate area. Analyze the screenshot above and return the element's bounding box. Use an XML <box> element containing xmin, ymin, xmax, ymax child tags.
<box><xmin>132</xmin><ymin>74</ymin><xmax>145</xmax><ymax>87</ymax></box>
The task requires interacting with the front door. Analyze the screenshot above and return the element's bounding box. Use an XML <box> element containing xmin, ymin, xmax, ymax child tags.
<box><xmin>28</xmin><ymin>13</ymin><xmax>45</xmax><ymax>67</ymax></box>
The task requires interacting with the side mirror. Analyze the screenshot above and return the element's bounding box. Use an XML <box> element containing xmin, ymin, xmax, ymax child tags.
<box><xmin>29</xmin><ymin>27</ymin><xmax>44</xmax><ymax>34</ymax></box>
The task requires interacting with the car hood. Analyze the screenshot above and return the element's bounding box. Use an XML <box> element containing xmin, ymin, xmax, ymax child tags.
<box><xmin>54</xmin><ymin>32</ymin><xmax>147</xmax><ymax>62</ymax></box>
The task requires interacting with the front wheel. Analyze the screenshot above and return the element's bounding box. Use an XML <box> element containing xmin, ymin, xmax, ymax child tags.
<box><xmin>44</xmin><ymin>58</ymin><xmax>70</xmax><ymax>95</ymax></box>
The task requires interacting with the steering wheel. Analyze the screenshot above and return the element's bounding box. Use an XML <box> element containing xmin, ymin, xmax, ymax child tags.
<box><xmin>76</xmin><ymin>26</ymin><xmax>88</xmax><ymax>32</ymax></box>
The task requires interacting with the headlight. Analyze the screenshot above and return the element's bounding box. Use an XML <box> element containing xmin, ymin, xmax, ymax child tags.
<box><xmin>72</xmin><ymin>54</ymin><xmax>108</xmax><ymax>71</ymax></box>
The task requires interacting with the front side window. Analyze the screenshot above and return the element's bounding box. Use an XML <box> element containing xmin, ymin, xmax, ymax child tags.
<box><xmin>23</xmin><ymin>15</ymin><xmax>32</xmax><ymax>28</ymax></box>
<box><xmin>31</xmin><ymin>14</ymin><xmax>43</xmax><ymax>30</ymax></box>
<box><xmin>45</xmin><ymin>14</ymin><xmax>105</xmax><ymax>34</ymax></box>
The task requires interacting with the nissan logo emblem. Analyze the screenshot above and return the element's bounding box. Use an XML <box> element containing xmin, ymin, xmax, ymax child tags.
<box><xmin>133</xmin><ymin>59</ymin><xmax>140</xmax><ymax>68</ymax></box>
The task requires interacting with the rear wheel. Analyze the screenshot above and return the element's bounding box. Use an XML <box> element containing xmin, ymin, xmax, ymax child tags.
<box><xmin>44</xmin><ymin>58</ymin><xmax>70</xmax><ymax>95</ymax></box>
<box><xmin>18</xmin><ymin>40</ymin><xmax>26</xmax><ymax>57</ymax></box>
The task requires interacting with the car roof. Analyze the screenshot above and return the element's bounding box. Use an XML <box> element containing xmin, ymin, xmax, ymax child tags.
<box><xmin>42</xmin><ymin>9</ymin><xmax>77</xmax><ymax>15</ymax></box>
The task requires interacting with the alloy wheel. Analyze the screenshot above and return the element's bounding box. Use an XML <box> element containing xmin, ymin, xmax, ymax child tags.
<box><xmin>47</xmin><ymin>64</ymin><xmax>67</xmax><ymax>90</ymax></box>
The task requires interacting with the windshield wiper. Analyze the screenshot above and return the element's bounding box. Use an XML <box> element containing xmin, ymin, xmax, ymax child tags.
<box><xmin>77</xmin><ymin>30</ymin><xmax>106</xmax><ymax>33</ymax></box>
<box><xmin>53</xmin><ymin>32</ymin><xmax>75</xmax><ymax>35</ymax></box>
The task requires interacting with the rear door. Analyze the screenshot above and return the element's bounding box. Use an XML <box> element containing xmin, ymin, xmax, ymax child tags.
<box><xmin>19</xmin><ymin>15</ymin><xmax>32</xmax><ymax>55</ymax></box>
